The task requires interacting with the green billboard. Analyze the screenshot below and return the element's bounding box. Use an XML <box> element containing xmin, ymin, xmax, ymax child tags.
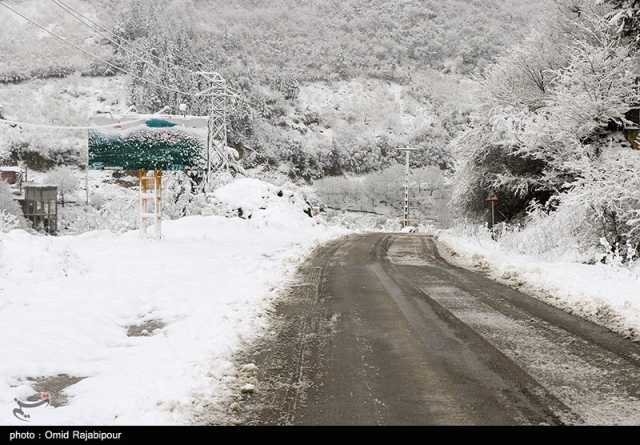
<box><xmin>88</xmin><ymin>118</ymin><xmax>207</xmax><ymax>171</ymax></box>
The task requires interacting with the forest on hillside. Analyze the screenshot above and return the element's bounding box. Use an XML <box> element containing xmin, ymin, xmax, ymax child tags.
<box><xmin>0</xmin><ymin>0</ymin><xmax>550</xmax><ymax>85</ymax></box>
<box><xmin>110</xmin><ymin>0</ymin><xmax>552</xmax><ymax>178</ymax></box>
<box><xmin>114</xmin><ymin>0</ymin><xmax>550</xmax><ymax>106</ymax></box>
<box><xmin>451</xmin><ymin>0</ymin><xmax>640</xmax><ymax>262</ymax></box>
<box><xmin>2</xmin><ymin>0</ymin><xmax>549</xmax><ymax>180</ymax></box>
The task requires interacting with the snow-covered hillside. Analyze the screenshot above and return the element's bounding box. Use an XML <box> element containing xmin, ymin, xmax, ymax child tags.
<box><xmin>296</xmin><ymin>79</ymin><xmax>435</xmax><ymax>147</ymax></box>
<box><xmin>0</xmin><ymin>178</ymin><xmax>348</xmax><ymax>425</ymax></box>
<box><xmin>0</xmin><ymin>75</ymin><xmax>129</xmax><ymax>161</ymax></box>
<box><xmin>0</xmin><ymin>0</ymin><xmax>114</xmax><ymax>81</ymax></box>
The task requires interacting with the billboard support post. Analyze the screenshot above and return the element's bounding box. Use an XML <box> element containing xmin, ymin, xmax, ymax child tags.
<box><xmin>89</xmin><ymin>113</ymin><xmax>209</xmax><ymax>241</ymax></box>
<box><xmin>139</xmin><ymin>169</ymin><xmax>163</xmax><ymax>239</ymax></box>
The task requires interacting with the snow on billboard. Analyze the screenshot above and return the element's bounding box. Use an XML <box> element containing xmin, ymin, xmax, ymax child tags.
<box><xmin>88</xmin><ymin>116</ymin><xmax>208</xmax><ymax>171</ymax></box>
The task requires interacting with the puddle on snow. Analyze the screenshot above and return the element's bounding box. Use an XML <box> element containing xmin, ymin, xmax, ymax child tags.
<box><xmin>24</xmin><ymin>374</ymin><xmax>86</xmax><ymax>407</ymax></box>
<box><xmin>126</xmin><ymin>319</ymin><xmax>166</xmax><ymax>337</ymax></box>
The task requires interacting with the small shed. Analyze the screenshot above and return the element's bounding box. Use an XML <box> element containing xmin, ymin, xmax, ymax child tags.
<box><xmin>21</xmin><ymin>185</ymin><xmax>58</xmax><ymax>234</ymax></box>
<box><xmin>624</xmin><ymin>108</ymin><xmax>640</xmax><ymax>150</ymax></box>
<box><xmin>624</xmin><ymin>127</ymin><xmax>640</xmax><ymax>150</ymax></box>
<box><xmin>0</xmin><ymin>166</ymin><xmax>21</xmax><ymax>185</ymax></box>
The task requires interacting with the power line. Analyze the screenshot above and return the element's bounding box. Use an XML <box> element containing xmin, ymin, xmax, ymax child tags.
<box><xmin>48</xmin><ymin>0</ymin><xmax>243</xmax><ymax>99</ymax></box>
<box><xmin>0</xmin><ymin>106</ymin><xmax>171</xmax><ymax>131</ymax></box>
<box><xmin>49</xmin><ymin>0</ymin><xmax>197</xmax><ymax>78</ymax></box>
<box><xmin>0</xmin><ymin>117</ymin><xmax>145</xmax><ymax>130</ymax></box>
<box><xmin>0</xmin><ymin>1</ymin><xmax>214</xmax><ymax>98</ymax></box>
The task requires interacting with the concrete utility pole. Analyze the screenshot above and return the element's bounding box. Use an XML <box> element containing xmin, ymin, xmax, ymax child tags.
<box><xmin>85</xmin><ymin>129</ymin><xmax>89</xmax><ymax>205</ymax></box>
<box><xmin>393</xmin><ymin>147</ymin><xmax>420</xmax><ymax>229</ymax></box>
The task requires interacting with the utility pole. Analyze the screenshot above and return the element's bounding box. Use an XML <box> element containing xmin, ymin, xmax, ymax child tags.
<box><xmin>85</xmin><ymin>167</ymin><xmax>89</xmax><ymax>205</ymax></box>
<box><xmin>85</xmin><ymin>129</ymin><xmax>89</xmax><ymax>205</ymax></box>
<box><xmin>393</xmin><ymin>147</ymin><xmax>420</xmax><ymax>229</ymax></box>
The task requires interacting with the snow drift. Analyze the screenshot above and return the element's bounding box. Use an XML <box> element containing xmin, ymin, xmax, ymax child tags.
<box><xmin>0</xmin><ymin>178</ymin><xmax>347</xmax><ymax>425</ymax></box>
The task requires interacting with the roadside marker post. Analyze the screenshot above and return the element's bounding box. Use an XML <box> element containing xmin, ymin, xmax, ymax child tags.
<box><xmin>486</xmin><ymin>193</ymin><xmax>498</xmax><ymax>239</ymax></box>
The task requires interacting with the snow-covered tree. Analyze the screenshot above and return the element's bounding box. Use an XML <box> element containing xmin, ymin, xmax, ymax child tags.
<box><xmin>452</xmin><ymin>0</ymin><xmax>640</xmax><ymax>259</ymax></box>
<box><xmin>606</xmin><ymin>0</ymin><xmax>640</xmax><ymax>43</ymax></box>
<box><xmin>516</xmin><ymin>8</ymin><xmax>640</xmax><ymax>190</ymax></box>
<box><xmin>44</xmin><ymin>167</ymin><xmax>79</xmax><ymax>207</ymax></box>
<box><xmin>113</xmin><ymin>0</ymin><xmax>211</xmax><ymax>115</ymax></box>
<box><xmin>567</xmin><ymin>151</ymin><xmax>640</xmax><ymax>260</ymax></box>
<box><xmin>0</xmin><ymin>181</ymin><xmax>21</xmax><ymax>232</ymax></box>
<box><xmin>163</xmin><ymin>171</ymin><xmax>200</xmax><ymax>218</ymax></box>
<box><xmin>0</xmin><ymin>181</ymin><xmax>19</xmax><ymax>214</ymax></box>
<box><xmin>482</xmin><ymin>24</ymin><xmax>568</xmax><ymax>111</ymax></box>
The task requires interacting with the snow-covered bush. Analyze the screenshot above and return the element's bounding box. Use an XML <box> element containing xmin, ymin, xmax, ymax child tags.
<box><xmin>607</xmin><ymin>0</ymin><xmax>640</xmax><ymax>43</ymax></box>
<box><xmin>96</xmin><ymin>198</ymin><xmax>137</xmax><ymax>232</ymax></box>
<box><xmin>323</xmin><ymin>209</ymin><xmax>402</xmax><ymax>232</ymax></box>
<box><xmin>0</xmin><ymin>209</ymin><xmax>19</xmax><ymax>233</ymax></box>
<box><xmin>4</xmin><ymin>137</ymin><xmax>82</xmax><ymax>171</ymax></box>
<box><xmin>450</xmin><ymin>105</ymin><xmax>548</xmax><ymax>221</ymax></box>
<box><xmin>446</xmin><ymin>213</ymin><xmax>593</xmax><ymax>264</ymax></box>
<box><xmin>499</xmin><ymin>199</ymin><xmax>598</xmax><ymax>262</ymax></box>
<box><xmin>0</xmin><ymin>180</ymin><xmax>19</xmax><ymax>210</ymax></box>
<box><xmin>58</xmin><ymin>197</ymin><xmax>138</xmax><ymax>234</ymax></box>
<box><xmin>314</xmin><ymin>176</ymin><xmax>368</xmax><ymax>210</ymax></box>
<box><xmin>445</xmin><ymin>220</ymin><xmax>495</xmax><ymax>245</ymax></box>
<box><xmin>0</xmin><ymin>181</ymin><xmax>17</xmax><ymax>212</ymax></box>
<box><xmin>364</xmin><ymin>165</ymin><xmax>447</xmax><ymax>209</ymax></box>
<box><xmin>162</xmin><ymin>172</ymin><xmax>226</xmax><ymax>219</ymax></box>
<box><xmin>44</xmin><ymin>166</ymin><xmax>80</xmax><ymax>207</ymax></box>
<box><xmin>313</xmin><ymin>165</ymin><xmax>452</xmax><ymax>226</ymax></box>
<box><xmin>453</xmin><ymin>151</ymin><xmax>640</xmax><ymax>264</ymax></box>
<box><xmin>0</xmin><ymin>181</ymin><xmax>21</xmax><ymax>232</ymax></box>
<box><xmin>563</xmin><ymin>153</ymin><xmax>640</xmax><ymax>262</ymax></box>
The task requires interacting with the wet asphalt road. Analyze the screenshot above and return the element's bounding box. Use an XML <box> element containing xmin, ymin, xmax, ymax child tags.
<box><xmin>231</xmin><ymin>234</ymin><xmax>640</xmax><ymax>425</ymax></box>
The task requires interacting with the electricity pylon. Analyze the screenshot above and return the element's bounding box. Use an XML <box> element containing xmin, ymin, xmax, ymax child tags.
<box><xmin>196</xmin><ymin>71</ymin><xmax>229</xmax><ymax>186</ymax></box>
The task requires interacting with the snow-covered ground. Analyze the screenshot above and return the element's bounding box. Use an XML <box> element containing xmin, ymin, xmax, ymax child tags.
<box><xmin>0</xmin><ymin>178</ymin><xmax>348</xmax><ymax>425</ymax></box>
<box><xmin>436</xmin><ymin>228</ymin><xmax>640</xmax><ymax>341</ymax></box>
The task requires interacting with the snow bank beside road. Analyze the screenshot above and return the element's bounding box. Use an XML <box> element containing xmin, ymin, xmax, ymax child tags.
<box><xmin>437</xmin><ymin>229</ymin><xmax>640</xmax><ymax>341</ymax></box>
<box><xmin>0</xmin><ymin>179</ymin><xmax>348</xmax><ymax>425</ymax></box>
